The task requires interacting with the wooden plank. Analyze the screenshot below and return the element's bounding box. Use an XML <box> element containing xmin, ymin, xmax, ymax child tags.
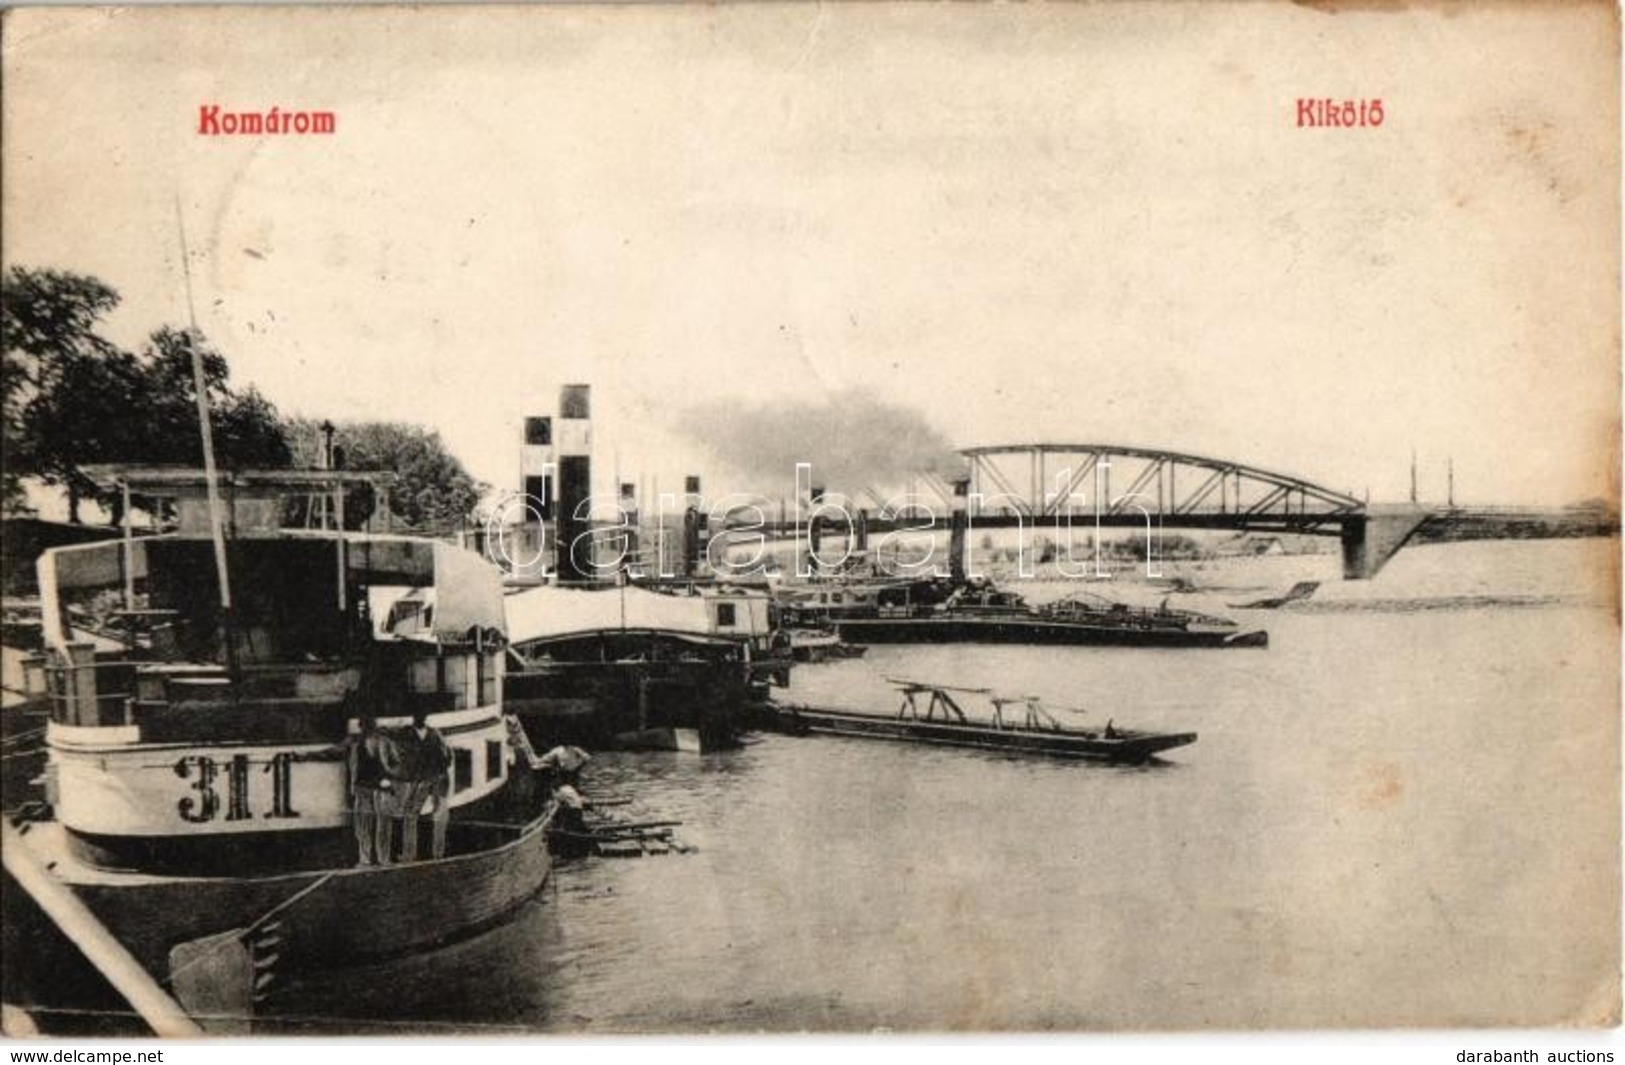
<box><xmin>2</xmin><ymin>821</ymin><xmax>203</xmax><ymax>1037</ymax></box>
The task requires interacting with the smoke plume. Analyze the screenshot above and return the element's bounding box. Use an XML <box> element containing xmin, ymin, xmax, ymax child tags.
<box><xmin>676</xmin><ymin>390</ymin><xmax>966</xmax><ymax>493</ymax></box>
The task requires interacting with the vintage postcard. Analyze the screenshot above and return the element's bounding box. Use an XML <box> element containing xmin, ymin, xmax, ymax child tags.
<box><xmin>0</xmin><ymin>0</ymin><xmax>1619</xmax><ymax>1039</ymax></box>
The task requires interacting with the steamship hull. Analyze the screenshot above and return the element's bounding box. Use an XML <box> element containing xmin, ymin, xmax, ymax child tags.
<box><xmin>503</xmin><ymin>631</ymin><xmax>770</xmax><ymax>753</ymax></box>
<box><xmin>502</xmin><ymin>583</ymin><xmax>788</xmax><ymax>752</ymax></box>
<box><xmin>8</xmin><ymin>803</ymin><xmax>557</xmax><ymax>982</ymax></box>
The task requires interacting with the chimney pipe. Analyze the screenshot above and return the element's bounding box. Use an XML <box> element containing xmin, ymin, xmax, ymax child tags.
<box><xmin>681</xmin><ymin>475</ymin><xmax>705</xmax><ymax>578</ymax></box>
<box><xmin>948</xmin><ymin>478</ymin><xmax>969</xmax><ymax>584</ymax></box>
<box><xmin>620</xmin><ymin>482</ymin><xmax>639</xmax><ymax>576</ymax></box>
<box><xmin>808</xmin><ymin>485</ymin><xmax>825</xmax><ymax>576</ymax></box>
<box><xmin>556</xmin><ymin>385</ymin><xmax>593</xmax><ymax>583</ymax></box>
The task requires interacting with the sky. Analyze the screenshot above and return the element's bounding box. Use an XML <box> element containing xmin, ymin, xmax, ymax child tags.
<box><xmin>2</xmin><ymin>2</ymin><xmax>1619</xmax><ymax>510</ymax></box>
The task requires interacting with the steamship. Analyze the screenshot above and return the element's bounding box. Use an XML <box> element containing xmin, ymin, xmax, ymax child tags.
<box><xmin>492</xmin><ymin>386</ymin><xmax>789</xmax><ymax>753</ymax></box>
<box><xmin>4</xmin><ymin>465</ymin><xmax>559</xmax><ymax>1009</ymax></box>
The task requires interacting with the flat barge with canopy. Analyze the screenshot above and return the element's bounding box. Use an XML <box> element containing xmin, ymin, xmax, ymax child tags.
<box><xmin>760</xmin><ymin>678</ymin><xmax>1197</xmax><ymax>764</ymax></box>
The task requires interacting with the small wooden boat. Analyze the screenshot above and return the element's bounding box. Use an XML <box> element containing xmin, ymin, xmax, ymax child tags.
<box><xmin>787</xmin><ymin>626</ymin><xmax>869</xmax><ymax>663</ymax></box>
<box><xmin>547</xmin><ymin>816</ymin><xmax>689</xmax><ymax>860</ymax></box>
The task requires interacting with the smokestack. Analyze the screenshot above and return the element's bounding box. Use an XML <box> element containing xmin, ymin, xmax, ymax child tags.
<box><xmin>948</xmin><ymin>478</ymin><xmax>969</xmax><ymax>584</ymax></box>
<box><xmin>556</xmin><ymin>385</ymin><xmax>592</xmax><ymax>583</ymax></box>
<box><xmin>521</xmin><ymin>416</ymin><xmax>553</xmax><ymax>517</ymax></box>
<box><xmin>808</xmin><ymin>485</ymin><xmax>825</xmax><ymax>576</ymax></box>
<box><xmin>681</xmin><ymin>475</ymin><xmax>706</xmax><ymax>578</ymax></box>
<box><xmin>511</xmin><ymin>414</ymin><xmax>555</xmax><ymax>581</ymax></box>
<box><xmin>620</xmin><ymin>482</ymin><xmax>639</xmax><ymax>576</ymax></box>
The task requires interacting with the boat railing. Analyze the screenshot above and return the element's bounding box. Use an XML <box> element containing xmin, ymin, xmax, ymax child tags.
<box><xmin>989</xmin><ymin>695</ymin><xmax>1066</xmax><ymax>733</ymax></box>
<box><xmin>401</xmin><ymin>691</ymin><xmax>460</xmax><ymax>718</ymax></box>
<box><xmin>1038</xmin><ymin>597</ymin><xmax>1181</xmax><ymax>623</ymax></box>
<box><xmin>939</xmin><ymin>602</ymin><xmax>1023</xmax><ymax>617</ymax></box>
<box><xmin>43</xmin><ymin>656</ymin><xmax>138</xmax><ymax>728</ymax></box>
<box><xmin>123</xmin><ymin>662</ymin><xmax>361</xmax><ymax>705</ymax></box>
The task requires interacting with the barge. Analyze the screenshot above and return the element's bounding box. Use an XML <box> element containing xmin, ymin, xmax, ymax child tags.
<box><xmin>782</xmin><ymin>577</ymin><xmax>1268</xmax><ymax>648</ymax></box>
<box><xmin>759</xmin><ymin>679</ymin><xmax>1197</xmax><ymax>764</ymax></box>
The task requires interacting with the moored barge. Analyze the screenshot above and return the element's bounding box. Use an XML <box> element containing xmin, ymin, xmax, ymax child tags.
<box><xmin>782</xmin><ymin>577</ymin><xmax>1268</xmax><ymax>648</ymax></box>
<box><xmin>759</xmin><ymin>679</ymin><xmax>1197</xmax><ymax>764</ymax></box>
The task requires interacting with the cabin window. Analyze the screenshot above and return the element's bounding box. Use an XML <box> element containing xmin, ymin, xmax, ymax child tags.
<box><xmin>442</xmin><ymin>654</ymin><xmax>470</xmax><ymax>710</ymax></box>
<box><xmin>386</xmin><ymin>598</ymin><xmax>424</xmax><ymax>631</ymax></box>
<box><xmin>716</xmin><ymin>603</ymin><xmax>737</xmax><ymax>628</ymax></box>
<box><xmin>453</xmin><ymin>747</ymin><xmax>474</xmax><ymax>793</ymax></box>
<box><xmin>409</xmin><ymin>657</ymin><xmax>440</xmax><ymax>694</ymax></box>
<box><xmin>486</xmin><ymin>739</ymin><xmax>504</xmax><ymax>783</ymax></box>
<box><xmin>478</xmin><ymin>652</ymin><xmax>500</xmax><ymax>706</ymax></box>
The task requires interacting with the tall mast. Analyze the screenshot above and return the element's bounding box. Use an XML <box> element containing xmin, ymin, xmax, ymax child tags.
<box><xmin>176</xmin><ymin>197</ymin><xmax>236</xmax><ymax>666</ymax></box>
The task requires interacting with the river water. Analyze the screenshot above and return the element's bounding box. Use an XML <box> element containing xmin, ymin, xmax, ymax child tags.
<box><xmin>265</xmin><ymin>539</ymin><xmax>1619</xmax><ymax>1034</ymax></box>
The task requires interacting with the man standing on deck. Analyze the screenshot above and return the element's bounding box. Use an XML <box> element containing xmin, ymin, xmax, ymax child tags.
<box><xmin>389</xmin><ymin>712</ymin><xmax>453</xmax><ymax>861</ymax></box>
<box><xmin>351</xmin><ymin>715</ymin><xmax>396</xmax><ymax>866</ymax></box>
<box><xmin>299</xmin><ymin>713</ymin><xmax>395</xmax><ymax>866</ymax></box>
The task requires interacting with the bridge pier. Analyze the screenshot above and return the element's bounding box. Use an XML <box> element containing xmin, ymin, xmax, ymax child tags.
<box><xmin>1340</xmin><ymin>504</ymin><xmax>1433</xmax><ymax>579</ymax></box>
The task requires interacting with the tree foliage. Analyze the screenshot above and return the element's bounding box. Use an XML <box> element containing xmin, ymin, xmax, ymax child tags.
<box><xmin>283</xmin><ymin>417</ymin><xmax>486</xmax><ymax>531</ymax></box>
<box><xmin>3</xmin><ymin>267</ymin><xmax>481</xmax><ymax>532</ymax></box>
<box><xmin>130</xmin><ymin>327</ymin><xmax>292</xmax><ymax>470</ymax></box>
<box><xmin>2</xmin><ymin>266</ymin><xmax>292</xmax><ymax>521</ymax></box>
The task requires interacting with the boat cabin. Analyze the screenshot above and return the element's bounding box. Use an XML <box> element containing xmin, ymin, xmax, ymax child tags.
<box><xmin>35</xmin><ymin>467</ymin><xmax>516</xmax><ymax>874</ymax></box>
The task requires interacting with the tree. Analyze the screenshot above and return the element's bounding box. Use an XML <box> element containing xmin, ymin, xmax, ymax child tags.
<box><xmin>131</xmin><ymin>327</ymin><xmax>291</xmax><ymax>471</ymax></box>
<box><xmin>2</xmin><ymin>267</ymin><xmax>124</xmax><ymax>513</ymax></box>
<box><xmin>283</xmin><ymin>417</ymin><xmax>485</xmax><ymax>531</ymax></box>
<box><xmin>3</xmin><ymin>267</ymin><xmax>292</xmax><ymax>522</ymax></box>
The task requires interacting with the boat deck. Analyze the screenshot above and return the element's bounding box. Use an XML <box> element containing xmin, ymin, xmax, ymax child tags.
<box><xmin>9</xmin><ymin>822</ymin><xmax>181</xmax><ymax>887</ymax></box>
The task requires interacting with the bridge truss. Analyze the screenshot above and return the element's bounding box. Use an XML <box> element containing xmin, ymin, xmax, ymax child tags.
<box><xmin>959</xmin><ymin>443</ymin><xmax>1366</xmax><ymax>534</ymax></box>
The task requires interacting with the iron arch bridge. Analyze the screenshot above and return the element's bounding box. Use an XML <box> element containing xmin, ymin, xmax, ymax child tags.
<box><xmin>949</xmin><ymin>444</ymin><xmax>1426</xmax><ymax>577</ymax></box>
<box><xmin>767</xmin><ymin>444</ymin><xmax>1428</xmax><ymax>578</ymax></box>
<box><xmin>957</xmin><ymin>443</ymin><xmax>1365</xmax><ymax>532</ymax></box>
